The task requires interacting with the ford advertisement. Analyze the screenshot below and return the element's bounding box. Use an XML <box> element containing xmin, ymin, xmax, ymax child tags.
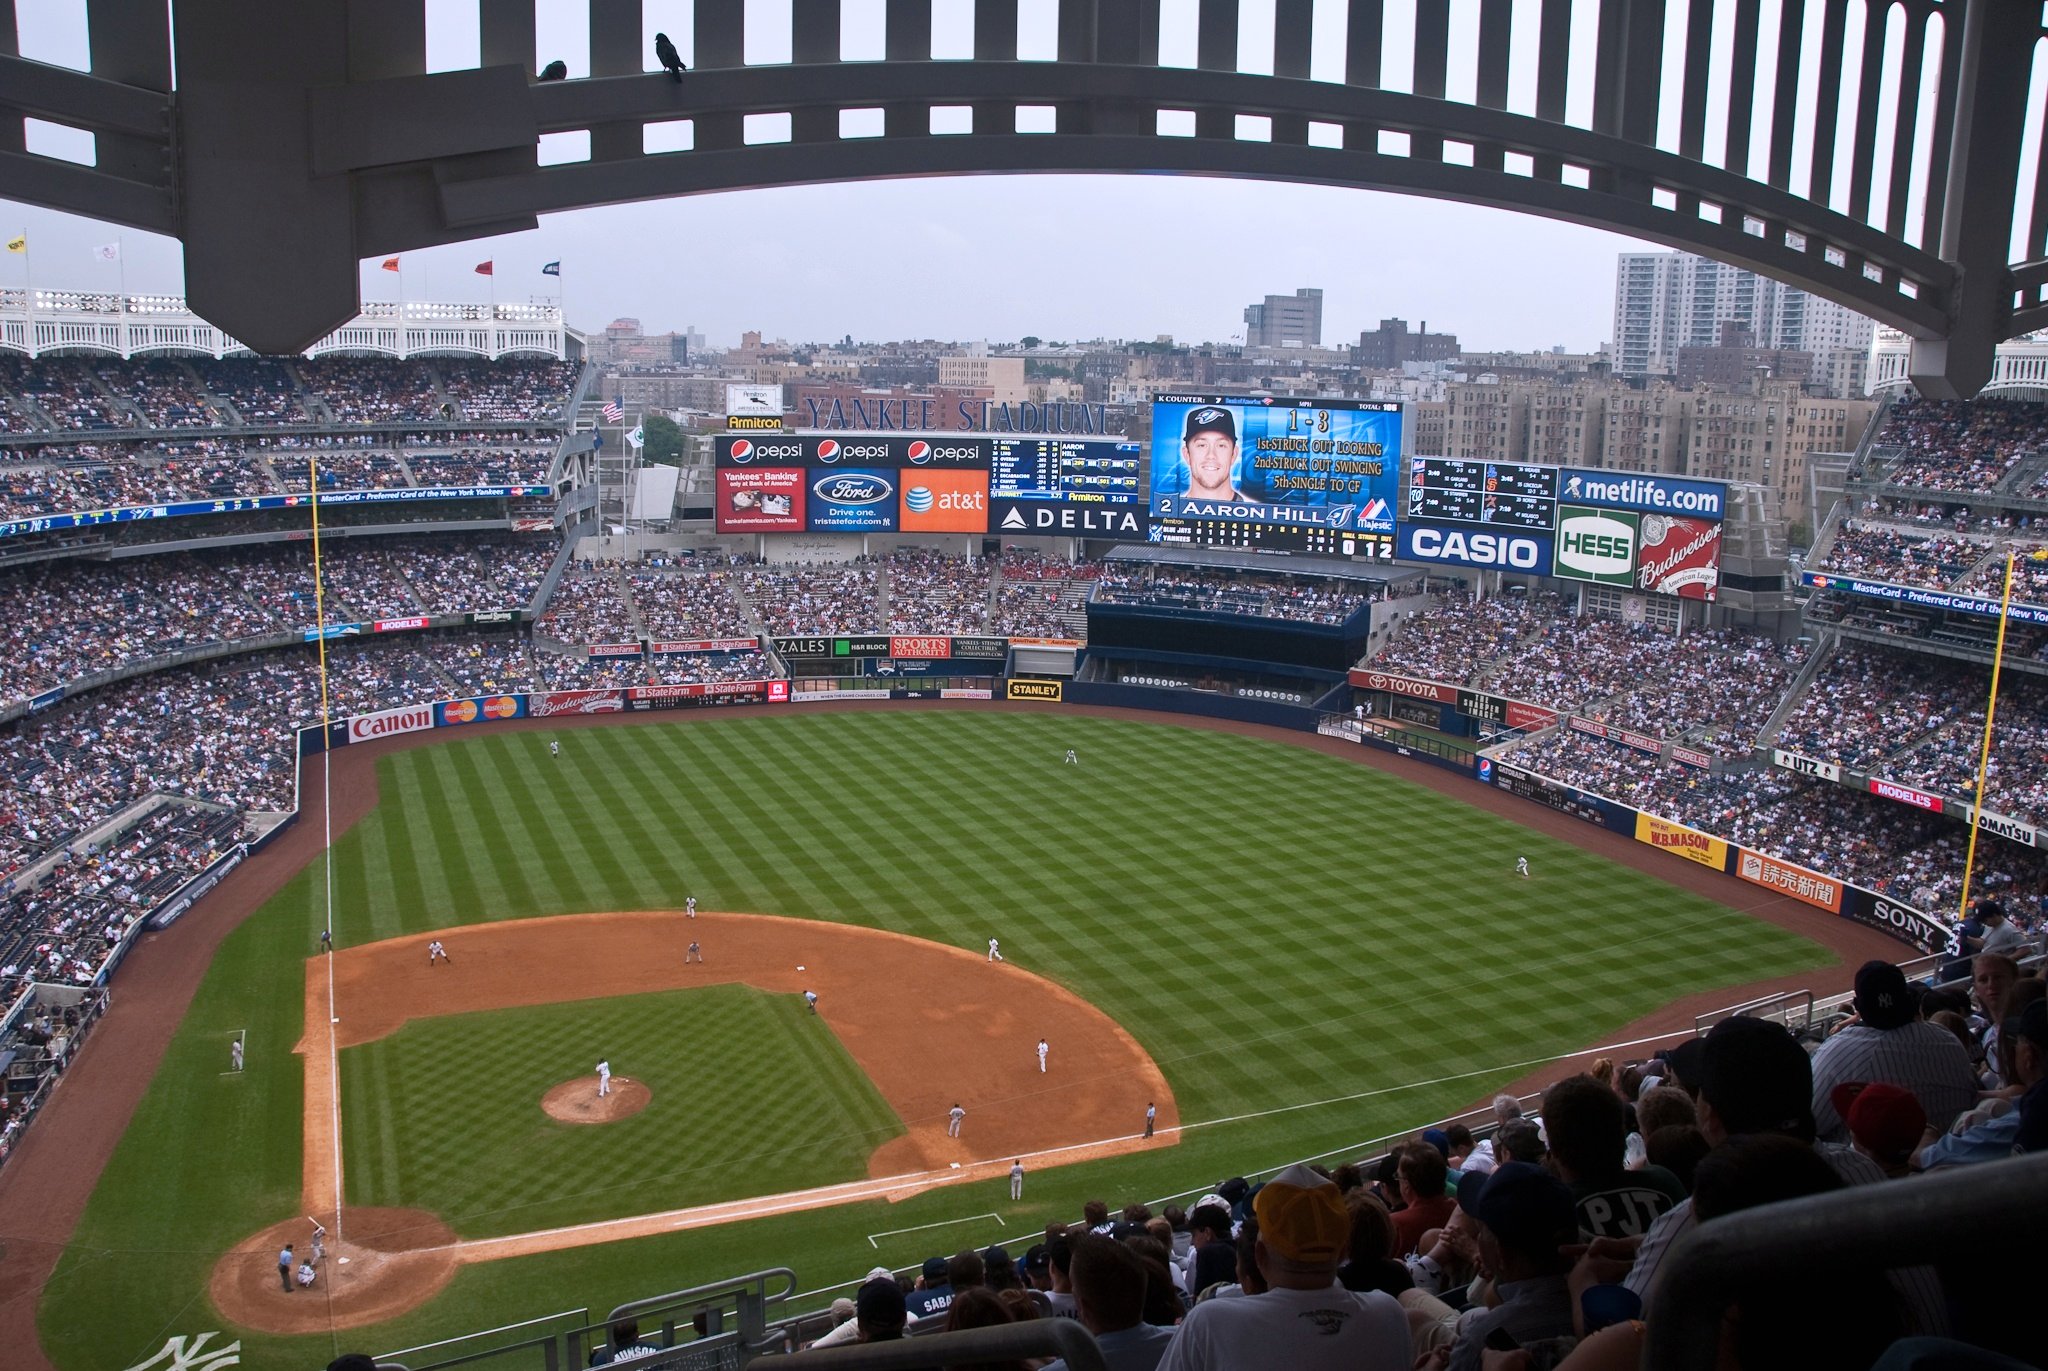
<box><xmin>807</xmin><ymin>469</ymin><xmax>898</xmax><ymax>532</ymax></box>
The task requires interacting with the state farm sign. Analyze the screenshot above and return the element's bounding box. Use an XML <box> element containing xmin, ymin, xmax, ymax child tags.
<box><xmin>348</xmin><ymin>705</ymin><xmax>435</xmax><ymax>741</ymax></box>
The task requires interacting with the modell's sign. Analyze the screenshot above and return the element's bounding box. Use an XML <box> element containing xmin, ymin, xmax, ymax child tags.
<box><xmin>1869</xmin><ymin>777</ymin><xmax>1942</xmax><ymax>812</ymax></box>
<box><xmin>348</xmin><ymin>705</ymin><xmax>434</xmax><ymax>741</ymax></box>
<box><xmin>1347</xmin><ymin>669</ymin><xmax>1456</xmax><ymax>704</ymax></box>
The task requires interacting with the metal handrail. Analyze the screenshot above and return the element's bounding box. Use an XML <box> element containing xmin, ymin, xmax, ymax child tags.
<box><xmin>775</xmin><ymin>1319</ymin><xmax>1109</xmax><ymax>1371</ymax></box>
<box><xmin>1648</xmin><ymin>1152</ymin><xmax>2048</xmax><ymax>1371</ymax></box>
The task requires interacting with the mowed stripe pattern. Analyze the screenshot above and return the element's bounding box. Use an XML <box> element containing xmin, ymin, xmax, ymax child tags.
<box><xmin>332</xmin><ymin>712</ymin><xmax>1827</xmax><ymax>1129</ymax></box>
<box><xmin>340</xmin><ymin>988</ymin><xmax>904</xmax><ymax>1239</ymax></box>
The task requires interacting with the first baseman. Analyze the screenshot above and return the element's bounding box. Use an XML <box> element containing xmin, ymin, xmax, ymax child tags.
<box><xmin>947</xmin><ymin>1103</ymin><xmax>966</xmax><ymax>1137</ymax></box>
<box><xmin>1036</xmin><ymin>1038</ymin><xmax>1049</xmax><ymax>1073</ymax></box>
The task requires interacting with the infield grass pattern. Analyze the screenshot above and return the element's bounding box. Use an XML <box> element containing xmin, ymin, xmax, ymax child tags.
<box><xmin>43</xmin><ymin>711</ymin><xmax>1834</xmax><ymax>1370</ymax></box>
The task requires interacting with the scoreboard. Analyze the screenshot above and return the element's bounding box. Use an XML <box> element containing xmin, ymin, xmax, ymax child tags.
<box><xmin>1406</xmin><ymin>459</ymin><xmax>1557</xmax><ymax>531</ymax></box>
<box><xmin>990</xmin><ymin>438</ymin><xmax>1142</xmax><ymax>502</ymax></box>
<box><xmin>1150</xmin><ymin>517</ymin><xmax>1395</xmax><ymax>559</ymax></box>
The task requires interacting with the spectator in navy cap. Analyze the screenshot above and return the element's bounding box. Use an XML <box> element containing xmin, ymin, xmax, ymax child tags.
<box><xmin>905</xmin><ymin>1254</ymin><xmax>953</xmax><ymax>1320</ymax></box>
<box><xmin>1811</xmin><ymin>960</ymin><xmax>1978</xmax><ymax>1142</ymax></box>
<box><xmin>855</xmin><ymin>1277</ymin><xmax>907</xmax><ymax>1342</ymax></box>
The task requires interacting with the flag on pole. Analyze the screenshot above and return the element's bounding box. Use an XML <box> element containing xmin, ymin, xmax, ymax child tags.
<box><xmin>5</xmin><ymin>235</ymin><xmax>24</xmax><ymax>254</ymax></box>
<box><xmin>474</xmin><ymin>261</ymin><xmax>494</xmax><ymax>276</ymax></box>
<box><xmin>541</xmin><ymin>261</ymin><xmax>561</xmax><ymax>276</ymax></box>
<box><xmin>94</xmin><ymin>243</ymin><xmax>120</xmax><ymax>262</ymax></box>
<box><xmin>601</xmin><ymin>399</ymin><xmax>624</xmax><ymax>424</ymax></box>
<box><xmin>626</xmin><ymin>424</ymin><xmax>645</xmax><ymax>449</ymax></box>
<box><xmin>381</xmin><ymin>257</ymin><xmax>401</xmax><ymax>272</ymax></box>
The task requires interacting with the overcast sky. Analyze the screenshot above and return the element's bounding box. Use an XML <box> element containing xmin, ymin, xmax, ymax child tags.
<box><xmin>1</xmin><ymin>0</ymin><xmax>1732</xmax><ymax>351</ymax></box>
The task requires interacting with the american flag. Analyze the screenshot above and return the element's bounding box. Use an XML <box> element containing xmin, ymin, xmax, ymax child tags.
<box><xmin>601</xmin><ymin>400</ymin><xmax>623</xmax><ymax>424</ymax></box>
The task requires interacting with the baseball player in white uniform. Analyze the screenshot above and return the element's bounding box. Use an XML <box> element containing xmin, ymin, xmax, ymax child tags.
<box><xmin>596</xmin><ymin>1059</ymin><xmax>612</xmax><ymax>1097</ymax></box>
<box><xmin>948</xmin><ymin>1103</ymin><xmax>966</xmax><ymax>1137</ymax></box>
<box><xmin>686</xmin><ymin>896</ymin><xmax>697</xmax><ymax>917</ymax></box>
<box><xmin>1516</xmin><ymin>856</ymin><xmax>1530</xmax><ymax>878</ymax></box>
<box><xmin>988</xmin><ymin>938</ymin><xmax>1003</xmax><ymax>962</ymax></box>
<box><xmin>1010</xmin><ymin>1159</ymin><xmax>1024</xmax><ymax>1200</ymax></box>
<box><xmin>427</xmin><ymin>939</ymin><xmax>450</xmax><ymax>965</ymax></box>
<box><xmin>1064</xmin><ymin>749</ymin><xmax>1078</xmax><ymax>765</ymax></box>
<box><xmin>310</xmin><ymin>1221</ymin><xmax>326</xmax><ymax>1263</ymax></box>
<box><xmin>1036</xmin><ymin>1038</ymin><xmax>1049</xmax><ymax>1073</ymax></box>
<box><xmin>230</xmin><ymin>1038</ymin><xmax>244</xmax><ymax>1072</ymax></box>
<box><xmin>804</xmin><ymin>990</ymin><xmax>819</xmax><ymax>1014</ymax></box>
<box><xmin>550</xmin><ymin>740</ymin><xmax>559</xmax><ymax>758</ymax></box>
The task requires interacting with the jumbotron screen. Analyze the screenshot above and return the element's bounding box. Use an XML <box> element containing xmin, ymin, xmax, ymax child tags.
<box><xmin>1148</xmin><ymin>395</ymin><xmax>1401</xmax><ymax>556</ymax></box>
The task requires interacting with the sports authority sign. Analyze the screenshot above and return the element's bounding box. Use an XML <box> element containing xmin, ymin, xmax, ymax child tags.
<box><xmin>1736</xmin><ymin>850</ymin><xmax>1844</xmax><ymax>913</ymax></box>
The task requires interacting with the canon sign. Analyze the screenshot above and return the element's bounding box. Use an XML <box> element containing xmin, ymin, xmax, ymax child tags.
<box><xmin>348</xmin><ymin>705</ymin><xmax>435</xmax><ymax>741</ymax></box>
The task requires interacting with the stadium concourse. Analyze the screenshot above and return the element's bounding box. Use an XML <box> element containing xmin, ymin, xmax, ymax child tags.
<box><xmin>1</xmin><ymin>354</ymin><xmax>2048</xmax><ymax>1366</ymax></box>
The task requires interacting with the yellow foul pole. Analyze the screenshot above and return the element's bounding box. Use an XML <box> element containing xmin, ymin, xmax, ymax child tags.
<box><xmin>1957</xmin><ymin>551</ymin><xmax>2018</xmax><ymax>924</ymax></box>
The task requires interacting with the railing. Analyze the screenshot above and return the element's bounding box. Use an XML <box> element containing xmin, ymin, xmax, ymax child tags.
<box><xmin>1695</xmin><ymin>988</ymin><xmax>1816</xmax><ymax>1037</ymax></box>
<box><xmin>375</xmin><ymin>1307</ymin><xmax>588</xmax><ymax>1371</ymax></box>
<box><xmin>777</xmin><ymin>1321</ymin><xmax>1108</xmax><ymax>1371</ymax></box>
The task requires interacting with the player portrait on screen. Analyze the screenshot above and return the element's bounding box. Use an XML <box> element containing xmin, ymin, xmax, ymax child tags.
<box><xmin>1177</xmin><ymin>406</ymin><xmax>1250</xmax><ymax>502</ymax></box>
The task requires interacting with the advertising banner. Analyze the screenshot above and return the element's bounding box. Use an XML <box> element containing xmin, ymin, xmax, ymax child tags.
<box><xmin>1671</xmin><ymin>746</ymin><xmax>1714</xmax><ymax>770</ymax></box>
<box><xmin>1506</xmin><ymin>701</ymin><xmax>1560</xmax><ymax>731</ymax></box>
<box><xmin>807</xmin><ymin>469</ymin><xmax>899</xmax><ymax>533</ymax></box>
<box><xmin>1800</xmin><ymin>571</ymin><xmax>2048</xmax><ymax>627</ymax></box>
<box><xmin>512</xmin><ymin>518</ymin><xmax>554</xmax><ymax>532</ymax></box>
<box><xmin>469</xmin><ymin>609</ymin><xmax>519</xmax><ymax>624</ymax></box>
<box><xmin>949</xmin><ymin>636</ymin><xmax>1010</xmax><ymax>660</ymax></box>
<box><xmin>624</xmin><ymin>681</ymin><xmax>769</xmax><ymax>710</ymax></box>
<box><xmin>1553</xmin><ymin>505</ymin><xmax>1640</xmax><ymax>587</ymax></box>
<box><xmin>791</xmin><ymin>687</ymin><xmax>894</xmax><ymax>701</ymax></box>
<box><xmin>305</xmin><ymin>623</ymin><xmax>364</xmax><ymax>641</ymax></box>
<box><xmin>766</xmin><ymin>679</ymin><xmax>789</xmax><ymax>702</ymax></box>
<box><xmin>1735</xmin><ymin>849</ymin><xmax>1845</xmax><ymax>913</ymax></box>
<box><xmin>373</xmin><ymin>615</ymin><xmax>431</xmax><ymax>633</ymax></box>
<box><xmin>1968</xmin><ymin>807</ymin><xmax>2039</xmax><ymax>847</ymax></box>
<box><xmin>1569</xmin><ymin>716</ymin><xmax>1662</xmax><ymax>756</ymax></box>
<box><xmin>897</xmin><ymin>468</ymin><xmax>990</xmax><ymax>533</ymax></box>
<box><xmin>348</xmin><ymin>704</ymin><xmax>435</xmax><ymax>742</ymax></box>
<box><xmin>1006</xmin><ymin>678</ymin><xmax>1064</xmax><ymax>702</ymax></box>
<box><xmin>941</xmin><ymin>688</ymin><xmax>995</xmax><ymax>699</ymax></box>
<box><xmin>890</xmin><ymin>635</ymin><xmax>952</xmax><ymax>661</ymax></box>
<box><xmin>1491</xmin><ymin>763</ymin><xmax>1634</xmax><ymax>832</ymax></box>
<box><xmin>1633</xmin><ymin>812</ymin><xmax>1731</xmax><ymax>869</ymax></box>
<box><xmin>1558</xmin><ymin>469</ymin><xmax>1726</xmax><ymax>520</ymax></box>
<box><xmin>28</xmin><ymin>686</ymin><xmax>64</xmax><ymax>713</ymax></box>
<box><xmin>1869</xmin><ymin>777</ymin><xmax>1944</xmax><ymax>812</ymax></box>
<box><xmin>992</xmin><ymin>496</ymin><xmax>1148</xmax><ymax>539</ymax></box>
<box><xmin>1773</xmin><ymin>749</ymin><xmax>1843</xmax><ymax>783</ymax></box>
<box><xmin>726</xmin><ymin>383</ymin><xmax>785</xmax><ymax>418</ymax></box>
<box><xmin>1347</xmin><ymin>668</ymin><xmax>1459</xmax><ymax>704</ymax></box>
<box><xmin>0</xmin><ymin>485</ymin><xmax>552</xmax><ymax>542</ymax></box>
<box><xmin>717</xmin><ymin>435</ymin><xmax>992</xmax><ymax>468</ymax></box>
<box><xmin>588</xmin><ymin>642</ymin><xmax>643</xmax><ymax>658</ymax></box>
<box><xmin>1841</xmin><ymin>890</ymin><xmax>1952</xmax><ymax>955</ymax></box>
<box><xmin>650</xmin><ymin>638</ymin><xmax>759</xmax><ymax>655</ymax></box>
<box><xmin>1634</xmin><ymin>515</ymin><xmax>1721</xmax><ymax>600</ymax></box>
<box><xmin>532</xmin><ymin>689</ymin><xmax>625</xmax><ymax>716</ymax></box>
<box><xmin>1395</xmin><ymin>522</ymin><xmax>1554</xmax><ymax>572</ymax></box>
<box><xmin>435</xmin><ymin>695</ymin><xmax>525</xmax><ymax>726</ymax></box>
<box><xmin>716</xmin><ymin>467</ymin><xmax>805</xmax><ymax>532</ymax></box>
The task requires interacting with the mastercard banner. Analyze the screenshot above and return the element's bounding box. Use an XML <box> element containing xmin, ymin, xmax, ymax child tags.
<box><xmin>434</xmin><ymin>695</ymin><xmax>526</xmax><ymax>727</ymax></box>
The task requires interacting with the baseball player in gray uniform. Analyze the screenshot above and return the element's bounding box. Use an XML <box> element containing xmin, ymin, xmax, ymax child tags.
<box><xmin>948</xmin><ymin>1103</ymin><xmax>966</xmax><ymax>1137</ymax></box>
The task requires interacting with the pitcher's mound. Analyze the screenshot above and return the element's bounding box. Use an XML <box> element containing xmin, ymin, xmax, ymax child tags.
<box><xmin>544</xmin><ymin>1075</ymin><xmax>650</xmax><ymax>1123</ymax></box>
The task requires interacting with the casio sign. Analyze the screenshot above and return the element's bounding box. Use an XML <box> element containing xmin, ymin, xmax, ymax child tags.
<box><xmin>1407</xmin><ymin>527</ymin><xmax>1542</xmax><ymax>569</ymax></box>
<box><xmin>813</xmin><ymin>473</ymin><xmax>893</xmax><ymax>505</ymax></box>
<box><xmin>1556</xmin><ymin>514</ymin><xmax>1635</xmax><ymax>574</ymax></box>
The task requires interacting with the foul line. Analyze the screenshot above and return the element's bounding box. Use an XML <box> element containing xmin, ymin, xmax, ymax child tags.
<box><xmin>867</xmin><ymin>1213</ymin><xmax>1003</xmax><ymax>1249</ymax></box>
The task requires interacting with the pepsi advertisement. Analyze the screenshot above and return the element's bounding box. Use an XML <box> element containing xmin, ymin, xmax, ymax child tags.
<box><xmin>716</xmin><ymin>435</ymin><xmax>991</xmax><ymax>469</ymax></box>
<box><xmin>1148</xmin><ymin>395</ymin><xmax>1402</xmax><ymax>554</ymax></box>
<box><xmin>807</xmin><ymin>469</ymin><xmax>899</xmax><ymax>532</ymax></box>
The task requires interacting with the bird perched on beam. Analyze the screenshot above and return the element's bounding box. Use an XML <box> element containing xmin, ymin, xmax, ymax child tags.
<box><xmin>654</xmin><ymin>33</ymin><xmax>687</xmax><ymax>82</ymax></box>
<box><xmin>538</xmin><ymin>60</ymin><xmax>567</xmax><ymax>81</ymax></box>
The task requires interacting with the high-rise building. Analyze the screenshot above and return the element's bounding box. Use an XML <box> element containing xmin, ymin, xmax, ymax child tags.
<box><xmin>1243</xmin><ymin>288</ymin><xmax>1323</xmax><ymax>348</ymax></box>
<box><xmin>1611</xmin><ymin>252</ymin><xmax>1874</xmax><ymax>379</ymax></box>
<box><xmin>1354</xmin><ymin>317</ymin><xmax>1459</xmax><ymax>368</ymax></box>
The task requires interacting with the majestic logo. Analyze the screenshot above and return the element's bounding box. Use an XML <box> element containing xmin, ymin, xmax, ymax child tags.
<box><xmin>906</xmin><ymin>486</ymin><xmax>935</xmax><ymax>514</ymax></box>
<box><xmin>813</xmin><ymin>473</ymin><xmax>893</xmax><ymax>505</ymax></box>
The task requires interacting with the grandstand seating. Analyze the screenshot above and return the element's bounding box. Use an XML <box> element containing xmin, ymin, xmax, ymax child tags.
<box><xmin>1093</xmin><ymin>564</ymin><xmax>1369</xmax><ymax>624</ymax></box>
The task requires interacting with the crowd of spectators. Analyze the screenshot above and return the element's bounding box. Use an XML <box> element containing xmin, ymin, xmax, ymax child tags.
<box><xmin>1374</xmin><ymin>590</ymin><xmax>1550</xmax><ymax>683</ymax></box>
<box><xmin>403</xmin><ymin>446</ymin><xmax>553</xmax><ymax>487</ymax></box>
<box><xmin>1874</xmin><ymin>397</ymin><xmax>2048</xmax><ymax>492</ymax></box>
<box><xmin>650</xmin><ymin>650</ymin><xmax>775</xmax><ymax>685</ymax></box>
<box><xmin>436</xmin><ymin>361</ymin><xmax>578</xmax><ymax>423</ymax></box>
<box><xmin>626</xmin><ymin>571</ymin><xmax>754</xmax><ymax>641</ymax></box>
<box><xmin>989</xmin><ymin>554</ymin><xmax>1098</xmax><ymax>640</ymax></box>
<box><xmin>534</xmin><ymin>652</ymin><xmax>650</xmax><ymax>689</ymax></box>
<box><xmin>1093</xmin><ymin>565</ymin><xmax>1370</xmax><ymax>624</ymax></box>
<box><xmin>735</xmin><ymin>562</ymin><xmax>881</xmax><ymax>635</ymax></box>
<box><xmin>103</xmin><ymin>359</ymin><xmax>217</xmax><ymax>429</ymax></box>
<box><xmin>885</xmin><ymin>548</ymin><xmax>993</xmax><ymax>634</ymax></box>
<box><xmin>537</xmin><ymin>571</ymin><xmax>637</xmax><ymax>644</ymax></box>
<box><xmin>1818</xmin><ymin>523</ymin><xmax>1988</xmax><ymax>590</ymax></box>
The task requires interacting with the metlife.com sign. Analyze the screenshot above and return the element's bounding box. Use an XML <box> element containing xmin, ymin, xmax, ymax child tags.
<box><xmin>1557</xmin><ymin>469</ymin><xmax>1724</xmax><ymax>519</ymax></box>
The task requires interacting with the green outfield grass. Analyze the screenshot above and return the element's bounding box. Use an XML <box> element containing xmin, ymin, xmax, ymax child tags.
<box><xmin>341</xmin><ymin>988</ymin><xmax>904</xmax><ymax>1238</ymax></box>
<box><xmin>41</xmin><ymin>710</ymin><xmax>1835</xmax><ymax>1370</ymax></box>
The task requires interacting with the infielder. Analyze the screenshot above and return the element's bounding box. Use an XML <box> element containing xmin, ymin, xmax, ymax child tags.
<box><xmin>1144</xmin><ymin>1102</ymin><xmax>1156</xmax><ymax>1138</ymax></box>
<box><xmin>596</xmin><ymin>1058</ymin><xmax>612</xmax><ymax>1097</ymax></box>
<box><xmin>428</xmin><ymin>939</ymin><xmax>450</xmax><ymax>965</ymax></box>
<box><xmin>804</xmin><ymin>989</ymin><xmax>819</xmax><ymax>1014</ymax></box>
<box><xmin>230</xmin><ymin>1038</ymin><xmax>244</xmax><ymax>1072</ymax></box>
<box><xmin>1036</xmin><ymin>1038</ymin><xmax>1049</xmax><ymax>1073</ymax></box>
<box><xmin>1516</xmin><ymin>856</ymin><xmax>1530</xmax><ymax>879</ymax></box>
<box><xmin>686</xmin><ymin>896</ymin><xmax>697</xmax><ymax>917</ymax></box>
<box><xmin>988</xmin><ymin>938</ymin><xmax>1003</xmax><ymax>963</ymax></box>
<box><xmin>948</xmin><ymin>1103</ymin><xmax>966</xmax><ymax>1138</ymax></box>
<box><xmin>686</xmin><ymin>940</ymin><xmax>703</xmax><ymax>963</ymax></box>
<box><xmin>1010</xmin><ymin>1159</ymin><xmax>1024</xmax><ymax>1200</ymax></box>
<box><xmin>1064</xmin><ymin>749</ymin><xmax>1078</xmax><ymax>765</ymax></box>
<box><xmin>319</xmin><ymin>928</ymin><xmax>332</xmax><ymax>953</ymax></box>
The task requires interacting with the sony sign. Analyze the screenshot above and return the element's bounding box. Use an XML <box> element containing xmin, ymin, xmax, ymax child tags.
<box><xmin>1862</xmin><ymin>895</ymin><xmax>1949</xmax><ymax>954</ymax></box>
<box><xmin>1397</xmin><ymin>523</ymin><xmax>1549</xmax><ymax>570</ymax></box>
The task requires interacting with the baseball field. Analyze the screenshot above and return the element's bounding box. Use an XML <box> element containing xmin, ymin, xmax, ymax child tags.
<box><xmin>32</xmin><ymin>708</ymin><xmax>1849</xmax><ymax>1369</ymax></box>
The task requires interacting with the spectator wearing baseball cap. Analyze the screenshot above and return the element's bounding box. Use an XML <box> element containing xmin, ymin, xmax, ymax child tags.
<box><xmin>854</xmin><ymin>1276</ymin><xmax>908</xmax><ymax>1342</ymax></box>
<box><xmin>905</xmin><ymin>1254</ymin><xmax>953</xmax><ymax>1320</ymax></box>
<box><xmin>1430</xmin><ymin>1163</ymin><xmax>1578</xmax><ymax>1371</ymax></box>
<box><xmin>1830</xmin><ymin>1081</ymin><xmax>1928</xmax><ymax>1178</ymax></box>
<box><xmin>1155</xmin><ymin>1164</ymin><xmax>1408</xmax><ymax>1371</ymax></box>
<box><xmin>1812</xmin><ymin>961</ymin><xmax>1979</xmax><ymax>1142</ymax></box>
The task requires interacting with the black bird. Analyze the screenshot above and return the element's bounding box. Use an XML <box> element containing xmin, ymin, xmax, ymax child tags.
<box><xmin>654</xmin><ymin>32</ymin><xmax>687</xmax><ymax>82</ymax></box>
<box><xmin>538</xmin><ymin>60</ymin><xmax>567</xmax><ymax>81</ymax></box>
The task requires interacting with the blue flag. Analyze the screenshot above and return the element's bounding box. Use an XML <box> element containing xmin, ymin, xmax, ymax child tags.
<box><xmin>542</xmin><ymin>261</ymin><xmax>561</xmax><ymax>276</ymax></box>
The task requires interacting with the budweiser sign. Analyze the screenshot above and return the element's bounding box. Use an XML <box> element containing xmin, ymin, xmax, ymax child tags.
<box><xmin>1869</xmin><ymin>777</ymin><xmax>1943</xmax><ymax>812</ymax></box>
<box><xmin>532</xmin><ymin>690</ymin><xmax>624</xmax><ymax>717</ymax></box>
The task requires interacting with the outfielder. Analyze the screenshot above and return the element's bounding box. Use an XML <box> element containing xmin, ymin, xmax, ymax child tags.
<box><xmin>1064</xmin><ymin>749</ymin><xmax>1078</xmax><ymax>765</ymax></box>
<box><xmin>1516</xmin><ymin>856</ymin><xmax>1530</xmax><ymax>879</ymax></box>
<box><xmin>1036</xmin><ymin>1038</ymin><xmax>1049</xmax><ymax>1073</ymax></box>
<box><xmin>686</xmin><ymin>940</ymin><xmax>703</xmax><ymax>963</ymax></box>
<box><xmin>550</xmin><ymin>740</ymin><xmax>559</xmax><ymax>758</ymax></box>
<box><xmin>686</xmin><ymin>896</ymin><xmax>697</xmax><ymax>917</ymax></box>
<box><xmin>230</xmin><ymin>1038</ymin><xmax>244</xmax><ymax>1072</ymax></box>
<box><xmin>596</xmin><ymin>1058</ymin><xmax>612</xmax><ymax>1097</ymax></box>
<box><xmin>1010</xmin><ymin>1159</ymin><xmax>1024</xmax><ymax>1200</ymax></box>
<box><xmin>948</xmin><ymin>1103</ymin><xmax>966</xmax><ymax>1137</ymax></box>
<box><xmin>988</xmin><ymin>938</ymin><xmax>1003</xmax><ymax>963</ymax></box>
